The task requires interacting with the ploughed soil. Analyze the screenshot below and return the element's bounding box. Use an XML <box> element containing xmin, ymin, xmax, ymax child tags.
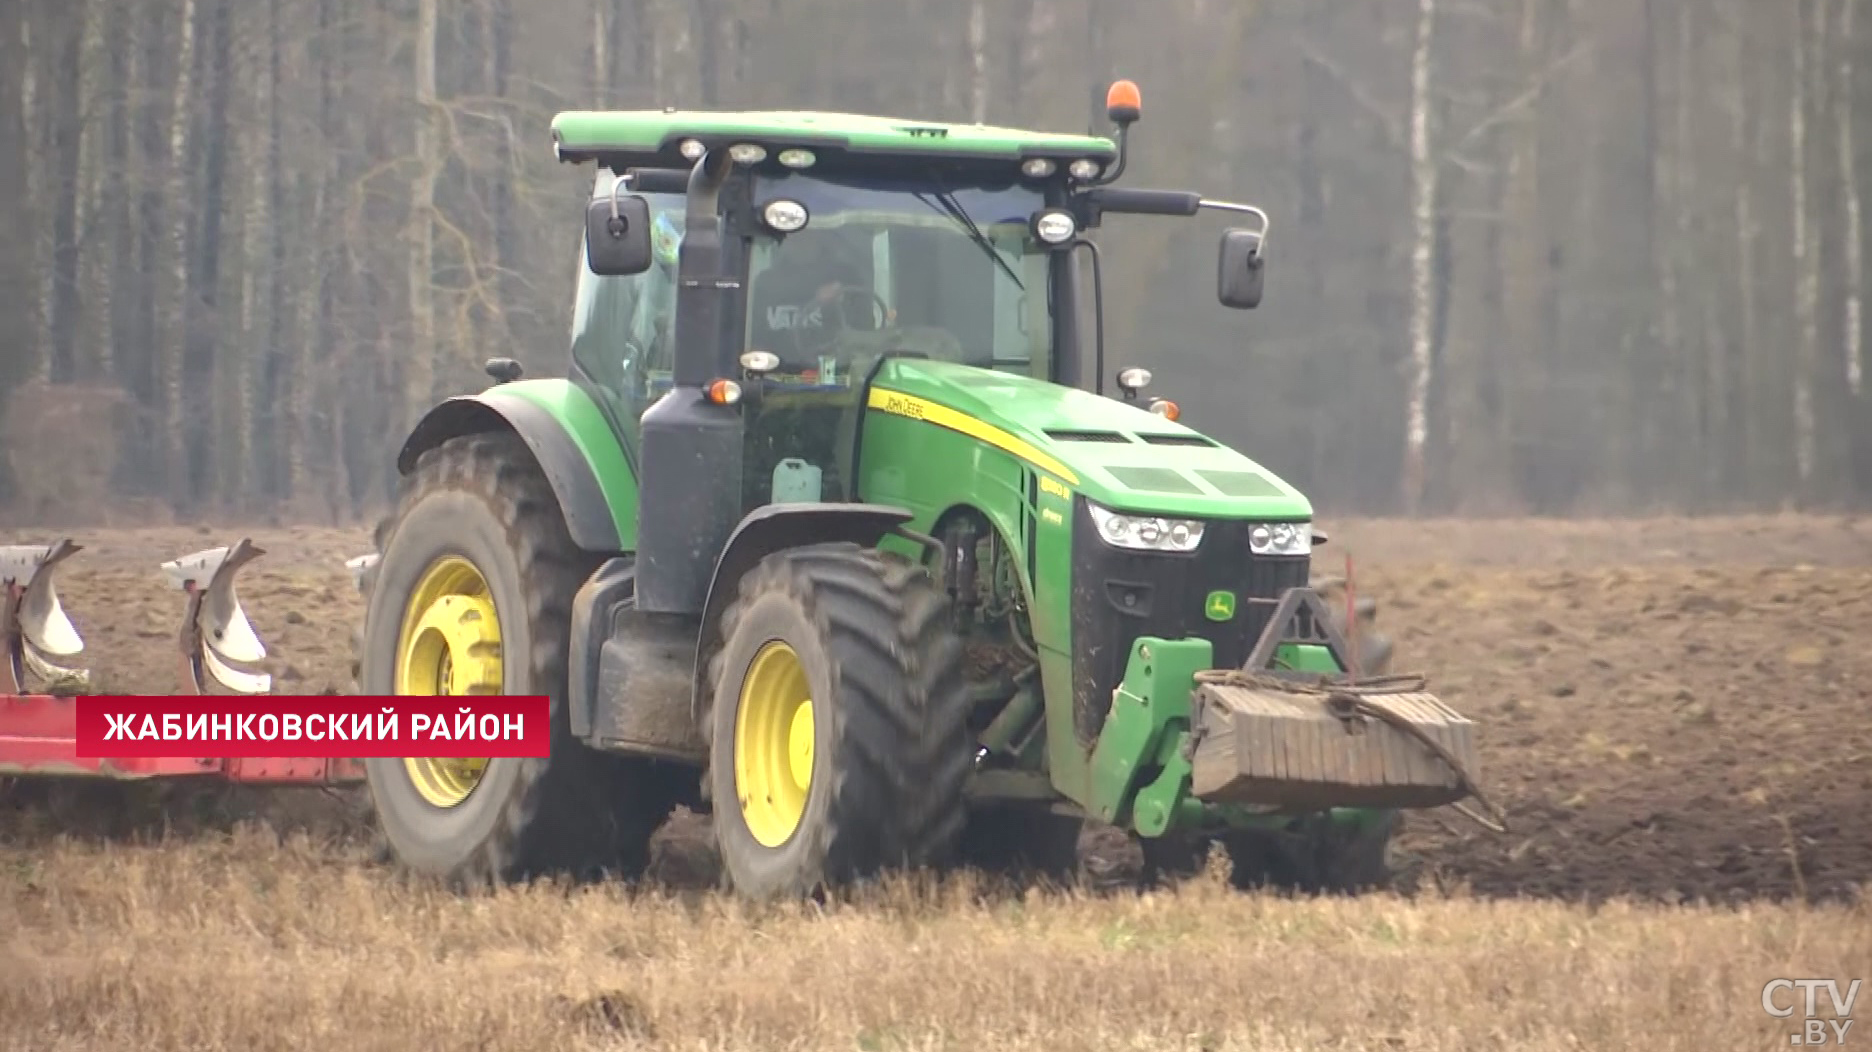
<box><xmin>7</xmin><ymin>513</ymin><xmax>1871</xmax><ymax>905</ymax></box>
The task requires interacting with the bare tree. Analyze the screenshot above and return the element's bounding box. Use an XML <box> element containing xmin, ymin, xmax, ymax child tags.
<box><xmin>1839</xmin><ymin>0</ymin><xmax>1864</xmax><ymax>397</ymax></box>
<box><xmin>1401</xmin><ymin>0</ymin><xmax>1438</xmax><ymax>512</ymax></box>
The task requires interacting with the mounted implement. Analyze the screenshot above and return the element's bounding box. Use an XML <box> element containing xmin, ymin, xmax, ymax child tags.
<box><xmin>0</xmin><ymin>537</ymin><xmax>361</xmax><ymax>785</ymax></box>
<box><xmin>352</xmin><ymin>80</ymin><xmax>1497</xmax><ymax>896</ymax></box>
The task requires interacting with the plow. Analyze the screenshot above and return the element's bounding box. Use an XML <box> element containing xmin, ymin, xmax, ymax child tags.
<box><xmin>3</xmin><ymin>79</ymin><xmax>1504</xmax><ymax>897</ymax></box>
<box><xmin>0</xmin><ymin>537</ymin><xmax>361</xmax><ymax>786</ymax></box>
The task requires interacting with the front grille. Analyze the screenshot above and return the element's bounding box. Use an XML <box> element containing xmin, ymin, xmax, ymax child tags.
<box><xmin>1069</xmin><ymin>497</ymin><xmax>1310</xmax><ymax>743</ymax></box>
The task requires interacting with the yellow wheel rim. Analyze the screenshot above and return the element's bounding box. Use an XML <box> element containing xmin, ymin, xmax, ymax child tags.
<box><xmin>733</xmin><ymin>641</ymin><xmax>816</xmax><ymax>848</ymax></box>
<box><xmin>394</xmin><ymin>555</ymin><xmax>501</xmax><ymax>809</ymax></box>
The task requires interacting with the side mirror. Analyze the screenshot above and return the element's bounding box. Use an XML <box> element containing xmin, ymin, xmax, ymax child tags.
<box><xmin>1217</xmin><ymin>227</ymin><xmax>1265</xmax><ymax>310</ymax></box>
<box><xmin>585</xmin><ymin>191</ymin><xmax>653</xmax><ymax>277</ymax></box>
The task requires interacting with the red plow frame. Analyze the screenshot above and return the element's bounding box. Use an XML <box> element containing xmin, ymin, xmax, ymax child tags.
<box><xmin>0</xmin><ymin>537</ymin><xmax>365</xmax><ymax>787</ymax></box>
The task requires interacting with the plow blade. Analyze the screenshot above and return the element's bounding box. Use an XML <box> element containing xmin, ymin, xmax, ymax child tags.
<box><xmin>0</xmin><ymin>536</ymin><xmax>363</xmax><ymax>784</ymax></box>
<box><xmin>1187</xmin><ymin>677</ymin><xmax>1478</xmax><ymax>811</ymax></box>
<box><xmin>161</xmin><ymin>538</ymin><xmax>271</xmax><ymax>695</ymax></box>
<box><xmin>0</xmin><ymin>538</ymin><xmax>90</xmax><ymax>694</ymax></box>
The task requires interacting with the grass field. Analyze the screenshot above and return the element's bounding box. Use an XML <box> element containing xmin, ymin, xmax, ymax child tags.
<box><xmin>3</xmin><ymin>831</ymin><xmax>1867</xmax><ymax>1052</ymax></box>
<box><xmin>2</xmin><ymin>514</ymin><xmax>1869</xmax><ymax>1050</ymax></box>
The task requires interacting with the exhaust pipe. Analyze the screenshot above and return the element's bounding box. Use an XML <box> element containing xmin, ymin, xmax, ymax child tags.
<box><xmin>161</xmin><ymin>539</ymin><xmax>272</xmax><ymax>695</ymax></box>
<box><xmin>0</xmin><ymin>539</ymin><xmax>89</xmax><ymax>694</ymax></box>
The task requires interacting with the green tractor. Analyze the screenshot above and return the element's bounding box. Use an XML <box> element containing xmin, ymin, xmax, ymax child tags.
<box><xmin>352</xmin><ymin>80</ymin><xmax>1487</xmax><ymax>898</ymax></box>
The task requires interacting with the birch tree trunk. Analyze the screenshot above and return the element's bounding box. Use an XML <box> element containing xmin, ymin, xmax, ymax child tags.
<box><xmin>1791</xmin><ymin>0</ymin><xmax>1818</xmax><ymax>488</ymax></box>
<box><xmin>1401</xmin><ymin>0</ymin><xmax>1439</xmax><ymax>512</ymax></box>
<box><xmin>968</xmin><ymin>0</ymin><xmax>988</xmax><ymax>124</ymax></box>
<box><xmin>1838</xmin><ymin>0</ymin><xmax>1863</xmax><ymax>397</ymax></box>
<box><xmin>406</xmin><ymin>0</ymin><xmax>439</xmax><ymax>433</ymax></box>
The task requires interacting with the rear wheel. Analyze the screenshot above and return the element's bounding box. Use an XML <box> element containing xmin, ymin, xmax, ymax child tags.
<box><xmin>358</xmin><ymin>431</ymin><xmax>679</xmax><ymax>887</ymax></box>
<box><xmin>704</xmin><ymin>543</ymin><xmax>972</xmax><ymax>899</ymax></box>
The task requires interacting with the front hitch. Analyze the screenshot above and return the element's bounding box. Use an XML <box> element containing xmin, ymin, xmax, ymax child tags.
<box><xmin>161</xmin><ymin>539</ymin><xmax>272</xmax><ymax>695</ymax></box>
<box><xmin>0</xmin><ymin>538</ymin><xmax>89</xmax><ymax>694</ymax></box>
<box><xmin>1185</xmin><ymin>585</ymin><xmax>1505</xmax><ymax>833</ymax></box>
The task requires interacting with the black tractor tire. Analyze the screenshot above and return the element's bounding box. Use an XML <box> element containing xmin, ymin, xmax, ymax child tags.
<box><xmin>955</xmin><ymin>803</ymin><xmax>1085</xmax><ymax>886</ymax></box>
<box><xmin>1310</xmin><ymin>573</ymin><xmax>1394</xmax><ymax>676</ymax></box>
<box><xmin>1220</xmin><ymin>809</ymin><xmax>1399</xmax><ymax>895</ymax></box>
<box><xmin>1137</xmin><ymin>832</ymin><xmax>1213</xmax><ymax>887</ymax></box>
<box><xmin>1144</xmin><ymin>577</ymin><xmax>1402</xmax><ymax>894</ymax></box>
<box><xmin>703</xmin><ymin>542</ymin><xmax>972</xmax><ymax>900</ymax></box>
<box><xmin>357</xmin><ymin>431</ymin><xmax>680</xmax><ymax>888</ymax></box>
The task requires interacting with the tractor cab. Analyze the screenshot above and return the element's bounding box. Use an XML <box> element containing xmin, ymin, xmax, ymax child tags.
<box><xmin>566</xmin><ymin>129</ymin><xmax>1100</xmax><ymax>518</ymax></box>
<box><xmin>555</xmin><ymin>84</ymin><xmax>1271</xmax><ymax>615</ymax></box>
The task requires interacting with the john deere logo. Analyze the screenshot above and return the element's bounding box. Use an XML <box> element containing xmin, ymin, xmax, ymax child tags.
<box><xmin>1204</xmin><ymin>590</ymin><xmax>1237</xmax><ymax>622</ymax></box>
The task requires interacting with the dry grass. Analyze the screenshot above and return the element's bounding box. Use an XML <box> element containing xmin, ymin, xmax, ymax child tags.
<box><xmin>2</xmin><ymin>822</ymin><xmax>1866</xmax><ymax>1052</ymax></box>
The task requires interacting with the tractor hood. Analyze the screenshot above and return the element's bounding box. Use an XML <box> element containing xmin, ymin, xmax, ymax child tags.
<box><xmin>865</xmin><ymin>359</ymin><xmax>1313</xmax><ymax>521</ymax></box>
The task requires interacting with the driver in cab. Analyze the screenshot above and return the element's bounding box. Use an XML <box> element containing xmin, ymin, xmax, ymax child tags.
<box><xmin>747</xmin><ymin>231</ymin><xmax>876</xmax><ymax>376</ymax></box>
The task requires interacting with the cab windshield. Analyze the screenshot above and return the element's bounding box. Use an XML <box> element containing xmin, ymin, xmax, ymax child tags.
<box><xmin>744</xmin><ymin>171</ymin><xmax>1053</xmax><ymax>382</ymax></box>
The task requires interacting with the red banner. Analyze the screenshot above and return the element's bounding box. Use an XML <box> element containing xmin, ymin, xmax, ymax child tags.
<box><xmin>71</xmin><ymin>695</ymin><xmax>552</xmax><ymax>759</ymax></box>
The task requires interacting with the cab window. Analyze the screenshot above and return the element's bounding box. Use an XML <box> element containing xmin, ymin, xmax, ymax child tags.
<box><xmin>569</xmin><ymin>188</ymin><xmax>686</xmax><ymax>447</ymax></box>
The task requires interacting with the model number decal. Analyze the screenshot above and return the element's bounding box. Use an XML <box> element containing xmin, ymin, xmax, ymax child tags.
<box><xmin>864</xmin><ymin>387</ymin><xmax>1082</xmax><ymax>486</ymax></box>
<box><xmin>1037</xmin><ymin>475</ymin><xmax>1070</xmax><ymax>500</ymax></box>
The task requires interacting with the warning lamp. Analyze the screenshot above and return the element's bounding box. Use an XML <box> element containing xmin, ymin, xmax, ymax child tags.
<box><xmin>1106</xmin><ymin>79</ymin><xmax>1142</xmax><ymax>125</ymax></box>
<box><xmin>1092</xmin><ymin>79</ymin><xmax>1144</xmax><ymax>186</ymax></box>
<box><xmin>706</xmin><ymin>379</ymin><xmax>743</xmax><ymax>405</ymax></box>
<box><xmin>1147</xmin><ymin>398</ymin><xmax>1180</xmax><ymax>421</ymax></box>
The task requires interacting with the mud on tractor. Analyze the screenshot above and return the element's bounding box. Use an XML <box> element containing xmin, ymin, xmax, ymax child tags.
<box><xmin>349</xmin><ymin>80</ymin><xmax>1494</xmax><ymax>897</ymax></box>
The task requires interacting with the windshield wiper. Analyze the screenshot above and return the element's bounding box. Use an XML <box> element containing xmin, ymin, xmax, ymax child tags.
<box><xmin>912</xmin><ymin>188</ymin><xmax>1025</xmax><ymax>291</ymax></box>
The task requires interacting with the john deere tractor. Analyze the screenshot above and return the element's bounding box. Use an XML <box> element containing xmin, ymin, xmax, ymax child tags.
<box><xmin>353</xmin><ymin>81</ymin><xmax>1486</xmax><ymax>897</ymax></box>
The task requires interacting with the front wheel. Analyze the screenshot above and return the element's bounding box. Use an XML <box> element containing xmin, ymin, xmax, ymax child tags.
<box><xmin>357</xmin><ymin>431</ymin><xmax>679</xmax><ymax>888</ymax></box>
<box><xmin>704</xmin><ymin>543</ymin><xmax>972</xmax><ymax>899</ymax></box>
<box><xmin>955</xmin><ymin>804</ymin><xmax>1085</xmax><ymax>886</ymax></box>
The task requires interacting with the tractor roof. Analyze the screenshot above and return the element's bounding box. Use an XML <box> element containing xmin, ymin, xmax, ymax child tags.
<box><xmin>550</xmin><ymin>109</ymin><xmax>1119</xmax><ymax>176</ymax></box>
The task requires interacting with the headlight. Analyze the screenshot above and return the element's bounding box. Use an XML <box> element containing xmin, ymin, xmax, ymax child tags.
<box><xmin>1086</xmin><ymin>501</ymin><xmax>1204</xmax><ymax>553</ymax></box>
<box><xmin>762</xmin><ymin>199</ymin><xmax>809</xmax><ymax>232</ymax></box>
<box><xmin>1032</xmin><ymin>209</ymin><xmax>1077</xmax><ymax>245</ymax></box>
<box><xmin>1248</xmin><ymin>522</ymin><xmax>1311</xmax><ymax>556</ymax></box>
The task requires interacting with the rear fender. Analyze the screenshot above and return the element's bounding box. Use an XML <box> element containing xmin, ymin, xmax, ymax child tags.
<box><xmin>688</xmin><ymin>503</ymin><xmax>923</xmax><ymax>726</ymax></box>
<box><xmin>398</xmin><ymin>381</ymin><xmax>637</xmax><ymax>553</ymax></box>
